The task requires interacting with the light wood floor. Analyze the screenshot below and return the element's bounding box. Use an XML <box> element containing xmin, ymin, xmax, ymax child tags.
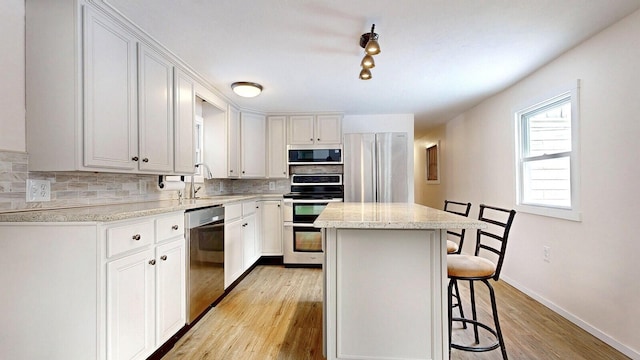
<box><xmin>161</xmin><ymin>265</ymin><xmax>628</xmax><ymax>360</ymax></box>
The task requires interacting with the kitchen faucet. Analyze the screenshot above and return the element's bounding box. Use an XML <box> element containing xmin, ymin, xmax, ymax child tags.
<box><xmin>191</xmin><ymin>162</ymin><xmax>214</xmax><ymax>199</ymax></box>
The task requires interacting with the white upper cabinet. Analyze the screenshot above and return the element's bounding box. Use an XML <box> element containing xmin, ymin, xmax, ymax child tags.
<box><xmin>137</xmin><ymin>44</ymin><xmax>174</xmax><ymax>173</ymax></box>
<box><xmin>288</xmin><ymin>114</ymin><xmax>342</xmax><ymax>145</ymax></box>
<box><xmin>240</xmin><ymin>113</ymin><xmax>267</xmax><ymax>178</ymax></box>
<box><xmin>26</xmin><ymin>2</ymin><xmax>197</xmax><ymax>175</ymax></box>
<box><xmin>227</xmin><ymin>105</ymin><xmax>241</xmax><ymax>178</ymax></box>
<box><xmin>315</xmin><ymin>115</ymin><xmax>343</xmax><ymax>144</ymax></box>
<box><xmin>83</xmin><ymin>7</ymin><xmax>139</xmax><ymax>171</ymax></box>
<box><xmin>173</xmin><ymin>69</ymin><xmax>196</xmax><ymax>174</ymax></box>
<box><xmin>267</xmin><ymin>116</ymin><xmax>288</xmax><ymax>178</ymax></box>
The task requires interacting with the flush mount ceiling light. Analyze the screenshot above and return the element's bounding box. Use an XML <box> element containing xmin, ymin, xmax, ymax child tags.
<box><xmin>359</xmin><ymin>24</ymin><xmax>381</xmax><ymax>80</ymax></box>
<box><xmin>231</xmin><ymin>82</ymin><xmax>263</xmax><ymax>98</ymax></box>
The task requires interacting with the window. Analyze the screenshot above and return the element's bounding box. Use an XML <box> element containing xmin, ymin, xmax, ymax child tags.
<box><xmin>515</xmin><ymin>82</ymin><xmax>581</xmax><ymax>221</ymax></box>
<box><xmin>425</xmin><ymin>141</ymin><xmax>440</xmax><ymax>184</ymax></box>
<box><xmin>193</xmin><ymin>115</ymin><xmax>204</xmax><ymax>181</ymax></box>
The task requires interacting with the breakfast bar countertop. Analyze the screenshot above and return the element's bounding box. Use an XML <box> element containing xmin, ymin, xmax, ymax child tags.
<box><xmin>314</xmin><ymin>202</ymin><xmax>486</xmax><ymax>230</ymax></box>
<box><xmin>0</xmin><ymin>194</ymin><xmax>283</xmax><ymax>223</ymax></box>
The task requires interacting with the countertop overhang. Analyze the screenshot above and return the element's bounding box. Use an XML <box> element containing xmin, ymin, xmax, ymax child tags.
<box><xmin>0</xmin><ymin>194</ymin><xmax>283</xmax><ymax>223</ymax></box>
<box><xmin>314</xmin><ymin>202</ymin><xmax>486</xmax><ymax>230</ymax></box>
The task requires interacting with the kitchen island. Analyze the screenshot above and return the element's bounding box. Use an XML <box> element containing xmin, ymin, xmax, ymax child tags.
<box><xmin>314</xmin><ymin>202</ymin><xmax>486</xmax><ymax>360</ymax></box>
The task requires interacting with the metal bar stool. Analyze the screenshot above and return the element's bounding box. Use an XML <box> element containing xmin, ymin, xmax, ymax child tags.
<box><xmin>443</xmin><ymin>200</ymin><xmax>472</xmax><ymax>325</ymax></box>
<box><xmin>447</xmin><ymin>204</ymin><xmax>516</xmax><ymax>360</ymax></box>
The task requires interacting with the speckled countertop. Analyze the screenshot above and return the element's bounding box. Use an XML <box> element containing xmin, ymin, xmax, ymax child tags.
<box><xmin>0</xmin><ymin>194</ymin><xmax>283</xmax><ymax>223</ymax></box>
<box><xmin>313</xmin><ymin>202</ymin><xmax>486</xmax><ymax>230</ymax></box>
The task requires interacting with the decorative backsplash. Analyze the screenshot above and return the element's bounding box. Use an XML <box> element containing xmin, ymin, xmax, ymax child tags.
<box><xmin>0</xmin><ymin>150</ymin><xmax>289</xmax><ymax>213</ymax></box>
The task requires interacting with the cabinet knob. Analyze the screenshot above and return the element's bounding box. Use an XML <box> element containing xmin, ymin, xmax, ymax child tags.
<box><xmin>242</xmin><ymin>171</ymin><xmax>245</xmax><ymax>174</ymax></box>
<box><xmin>149</xmin><ymin>259</ymin><xmax>156</xmax><ymax>265</ymax></box>
<box><xmin>131</xmin><ymin>156</ymin><xmax>139</xmax><ymax>161</ymax></box>
<box><xmin>132</xmin><ymin>234</ymin><xmax>141</xmax><ymax>241</ymax></box>
<box><xmin>172</xmin><ymin>225</ymin><xmax>179</xmax><ymax>230</ymax></box>
<box><xmin>142</xmin><ymin>158</ymin><xmax>149</xmax><ymax>163</ymax></box>
<box><xmin>242</xmin><ymin>223</ymin><xmax>248</xmax><ymax>227</ymax></box>
<box><xmin>230</xmin><ymin>170</ymin><xmax>234</xmax><ymax>173</ymax></box>
<box><xmin>160</xmin><ymin>255</ymin><xmax>168</xmax><ymax>261</ymax></box>
<box><xmin>277</xmin><ymin>204</ymin><xmax>280</xmax><ymax>207</ymax></box>
<box><xmin>317</xmin><ymin>138</ymin><xmax>320</xmax><ymax>141</ymax></box>
<box><xmin>309</xmin><ymin>138</ymin><xmax>313</xmax><ymax>141</ymax></box>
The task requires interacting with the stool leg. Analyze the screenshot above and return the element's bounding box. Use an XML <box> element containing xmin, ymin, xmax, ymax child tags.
<box><xmin>448</xmin><ymin>279</ymin><xmax>454</xmax><ymax>359</ymax></box>
<box><xmin>469</xmin><ymin>280</ymin><xmax>480</xmax><ymax>344</ymax></box>
<box><xmin>484</xmin><ymin>279</ymin><xmax>508</xmax><ymax>360</ymax></box>
<box><xmin>452</xmin><ymin>279</ymin><xmax>467</xmax><ymax>329</ymax></box>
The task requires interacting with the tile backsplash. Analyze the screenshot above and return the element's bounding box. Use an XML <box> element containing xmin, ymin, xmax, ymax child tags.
<box><xmin>0</xmin><ymin>150</ymin><xmax>343</xmax><ymax>212</ymax></box>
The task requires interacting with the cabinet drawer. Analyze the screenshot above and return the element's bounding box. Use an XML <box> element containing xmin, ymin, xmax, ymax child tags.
<box><xmin>106</xmin><ymin>220</ymin><xmax>154</xmax><ymax>258</ymax></box>
<box><xmin>242</xmin><ymin>201</ymin><xmax>257</xmax><ymax>216</ymax></box>
<box><xmin>225</xmin><ymin>203</ymin><xmax>242</xmax><ymax>221</ymax></box>
<box><xmin>156</xmin><ymin>213</ymin><xmax>185</xmax><ymax>243</ymax></box>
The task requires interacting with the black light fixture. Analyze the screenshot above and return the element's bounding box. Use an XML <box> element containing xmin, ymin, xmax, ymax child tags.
<box><xmin>359</xmin><ymin>24</ymin><xmax>381</xmax><ymax>80</ymax></box>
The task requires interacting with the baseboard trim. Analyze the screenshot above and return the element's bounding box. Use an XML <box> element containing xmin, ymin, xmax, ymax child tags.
<box><xmin>501</xmin><ymin>275</ymin><xmax>639</xmax><ymax>359</ymax></box>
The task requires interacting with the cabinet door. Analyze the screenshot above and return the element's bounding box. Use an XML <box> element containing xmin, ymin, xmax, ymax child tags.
<box><xmin>267</xmin><ymin>116</ymin><xmax>288</xmax><ymax>178</ymax></box>
<box><xmin>289</xmin><ymin>115</ymin><xmax>315</xmax><ymax>145</ymax></box>
<box><xmin>83</xmin><ymin>7</ymin><xmax>138</xmax><ymax>170</ymax></box>
<box><xmin>242</xmin><ymin>213</ymin><xmax>257</xmax><ymax>270</ymax></box>
<box><xmin>227</xmin><ymin>105</ymin><xmax>241</xmax><ymax>178</ymax></box>
<box><xmin>106</xmin><ymin>249</ymin><xmax>155</xmax><ymax>360</ymax></box>
<box><xmin>138</xmin><ymin>44</ymin><xmax>174</xmax><ymax>172</ymax></box>
<box><xmin>240</xmin><ymin>113</ymin><xmax>266</xmax><ymax>178</ymax></box>
<box><xmin>174</xmin><ymin>69</ymin><xmax>195</xmax><ymax>174</ymax></box>
<box><xmin>224</xmin><ymin>219</ymin><xmax>243</xmax><ymax>288</ymax></box>
<box><xmin>260</xmin><ymin>201</ymin><xmax>283</xmax><ymax>255</ymax></box>
<box><xmin>316</xmin><ymin>115</ymin><xmax>342</xmax><ymax>144</ymax></box>
<box><xmin>156</xmin><ymin>239</ymin><xmax>186</xmax><ymax>345</ymax></box>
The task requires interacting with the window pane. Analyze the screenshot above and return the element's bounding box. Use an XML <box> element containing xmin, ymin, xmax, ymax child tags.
<box><xmin>524</xmin><ymin>100</ymin><xmax>571</xmax><ymax>157</ymax></box>
<box><xmin>522</xmin><ymin>156</ymin><xmax>571</xmax><ymax>207</ymax></box>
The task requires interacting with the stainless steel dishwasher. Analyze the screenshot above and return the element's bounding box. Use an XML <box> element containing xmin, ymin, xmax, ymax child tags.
<box><xmin>185</xmin><ymin>205</ymin><xmax>225</xmax><ymax>324</ymax></box>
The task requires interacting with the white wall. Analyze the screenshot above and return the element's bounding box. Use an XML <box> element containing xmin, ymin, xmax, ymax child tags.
<box><xmin>343</xmin><ymin>114</ymin><xmax>415</xmax><ymax>203</ymax></box>
<box><xmin>442</xmin><ymin>9</ymin><xmax>640</xmax><ymax>358</ymax></box>
<box><xmin>0</xmin><ymin>0</ymin><xmax>26</xmax><ymax>152</ymax></box>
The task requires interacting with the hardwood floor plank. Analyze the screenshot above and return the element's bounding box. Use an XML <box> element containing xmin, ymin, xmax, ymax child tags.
<box><xmin>161</xmin><ymin>265</ymin><xmax>628</xmax><ymax>360</ymax></box>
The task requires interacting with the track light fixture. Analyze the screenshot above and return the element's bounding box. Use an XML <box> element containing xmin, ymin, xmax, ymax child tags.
<box><xmin>359</xmin><ymin>24</ymin><xmax>381</xmax><ymax>80</ymax></box>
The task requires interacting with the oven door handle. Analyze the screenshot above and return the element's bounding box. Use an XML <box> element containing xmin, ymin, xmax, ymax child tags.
<box><xmin>283</xmin><ymin>198</ymin><xmax>343</xmax><ymax>204</ymax></box>
<box><xmin>284</xmin><ymin>222</ymin><xmax>319</xmax><ymax>228</ymax></box>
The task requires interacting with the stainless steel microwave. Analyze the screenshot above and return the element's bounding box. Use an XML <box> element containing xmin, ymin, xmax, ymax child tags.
<box><xmin>287</xmin><ymin>146</ymin><xmax>342</xmax><ymax>164</ymax></box>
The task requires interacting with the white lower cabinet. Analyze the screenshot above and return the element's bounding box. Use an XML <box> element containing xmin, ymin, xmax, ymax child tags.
<box><xmin>105</xmin><ymin>212</ymin><xmax>186</xmax><ymax>360</ymax></box>
<box><xmin>106</xmin><ymin>249</ymin><xmax>155</xmax><ymax>360</ymax></box>
<box><xmin>224</xmin><ymin>200</ymin><xmax>262</xmax><ymax>288</ymax></box>
<box><xmin>224</xmin><ymin>210</ymin><xmax>244</xmax><ymax>289</ymax></box>
<box><xmin>259</xmin><ymin>200</ymin><xmax>283</xmax><ymax>255</ymax></box>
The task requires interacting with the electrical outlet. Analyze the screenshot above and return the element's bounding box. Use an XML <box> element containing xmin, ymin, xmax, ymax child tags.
<box><xmin>219</xmin><ymin>182</ymin><xmax>224</xmax><ymax>192</ymax></box>
<box><xmin>26</xmin><ymin>179</ymin><xmax>51</xmax><ymax>202</ymax></box>
<box><xmin>269</xmin><ymin>181</ymin><xmax>276</xmax><ymax>190</ymax></box>
<box><xmin>543</xmin><ymin>246</ymin><xmax>551</xmax><ymax>263</ymax></box>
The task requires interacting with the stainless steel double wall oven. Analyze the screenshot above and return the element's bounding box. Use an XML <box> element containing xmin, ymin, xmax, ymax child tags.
<box><xmin>283</xmin><ymin>174</ymin><xmax>343</xmax><ymax>266</ymax></box>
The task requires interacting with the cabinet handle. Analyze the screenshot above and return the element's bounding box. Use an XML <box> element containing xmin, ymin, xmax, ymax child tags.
<box><xmin>142</xmin><ymin>158</ymin><xmax>149</xmax><ymax>163</ymax></box>
<box><xmin>131</xmin><ymin>156</ymin><xmax>139</xmax><ymax>161</ymax></box>
<box><xmin>160</xmin><ymin>255</ymin><xmax>168</xmax><ymax>261</ymax></box>
<box><xmin>172</xmin><ymin>225</ymin><xmax>179</xmax><ymax>230</ymax></box>
<box><xmin>242</xmin><ymin>223</ymin><xmax>248</xmax><ymax>227</ymax></box>
<box><xmin>132</xmin><ymin>234</ymin><xmax>141</xmax><ymax>241</ymax></box>
<box><xmin>149</xmin><ymin>259</ymin><xmax>156</xmax><ymax>265</ymax></box>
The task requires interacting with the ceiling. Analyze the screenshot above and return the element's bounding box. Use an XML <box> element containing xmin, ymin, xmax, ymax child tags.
<box><xmin>105</xmin><ymin>0</ymin><xmax>640</xmax><ymax>135</ymax></box>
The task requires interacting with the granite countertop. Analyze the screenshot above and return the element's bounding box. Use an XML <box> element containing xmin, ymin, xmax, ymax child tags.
<box><xmin>314</xmin><ymin>202</ymin><xmax>487</xmax><ymax>230</ymax></box>
<box><xmin>0</xmin><ymin>194</ymin><xmax>283</xmax><ymax>223</ymax></box>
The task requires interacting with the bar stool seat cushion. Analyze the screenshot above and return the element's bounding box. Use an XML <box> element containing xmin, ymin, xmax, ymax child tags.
<box><xmin>447</xmin><ymin>240</ymin><xmax>459</xmax><ymax>254</ymax></box>
<box><xmin>448</xmin><ymin>254</ymin><xmax>496</xmax><ymax>278</ymax></box>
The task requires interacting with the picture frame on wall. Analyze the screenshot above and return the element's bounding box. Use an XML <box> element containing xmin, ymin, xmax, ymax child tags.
<box><xmin>425</xmin><ymin>141</ymin><xmax>440</xmax><ymax>184</ymax></box>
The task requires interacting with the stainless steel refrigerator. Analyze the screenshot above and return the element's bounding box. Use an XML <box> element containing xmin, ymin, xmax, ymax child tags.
<box><xmin>343</xmin><ymin>132</ymin><xmax>408</xmax><ymax>202</ymax></box>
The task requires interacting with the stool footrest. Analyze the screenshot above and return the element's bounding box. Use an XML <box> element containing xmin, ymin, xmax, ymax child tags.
<box><xmin>450</xmin><ymin>317</ymin><xmax>500</xmax><ymax>352</ymax></box>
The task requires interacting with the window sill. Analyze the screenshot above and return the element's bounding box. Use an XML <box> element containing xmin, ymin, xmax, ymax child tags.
<box><xmin>515</xmin><ymin>203</ymin><xmax>581</xmax><ymax>222</ymax></box>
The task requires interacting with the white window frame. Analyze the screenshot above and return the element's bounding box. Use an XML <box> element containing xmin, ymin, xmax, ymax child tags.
<box><xmin>192</xmin><ymin>114</ymin><xmax>205</xmax><ymax>183</ymax></box>
<box><xmin>514</xmin><ymin>80</ymin><xmax>581</xmax><ymax>221</ymax></box>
